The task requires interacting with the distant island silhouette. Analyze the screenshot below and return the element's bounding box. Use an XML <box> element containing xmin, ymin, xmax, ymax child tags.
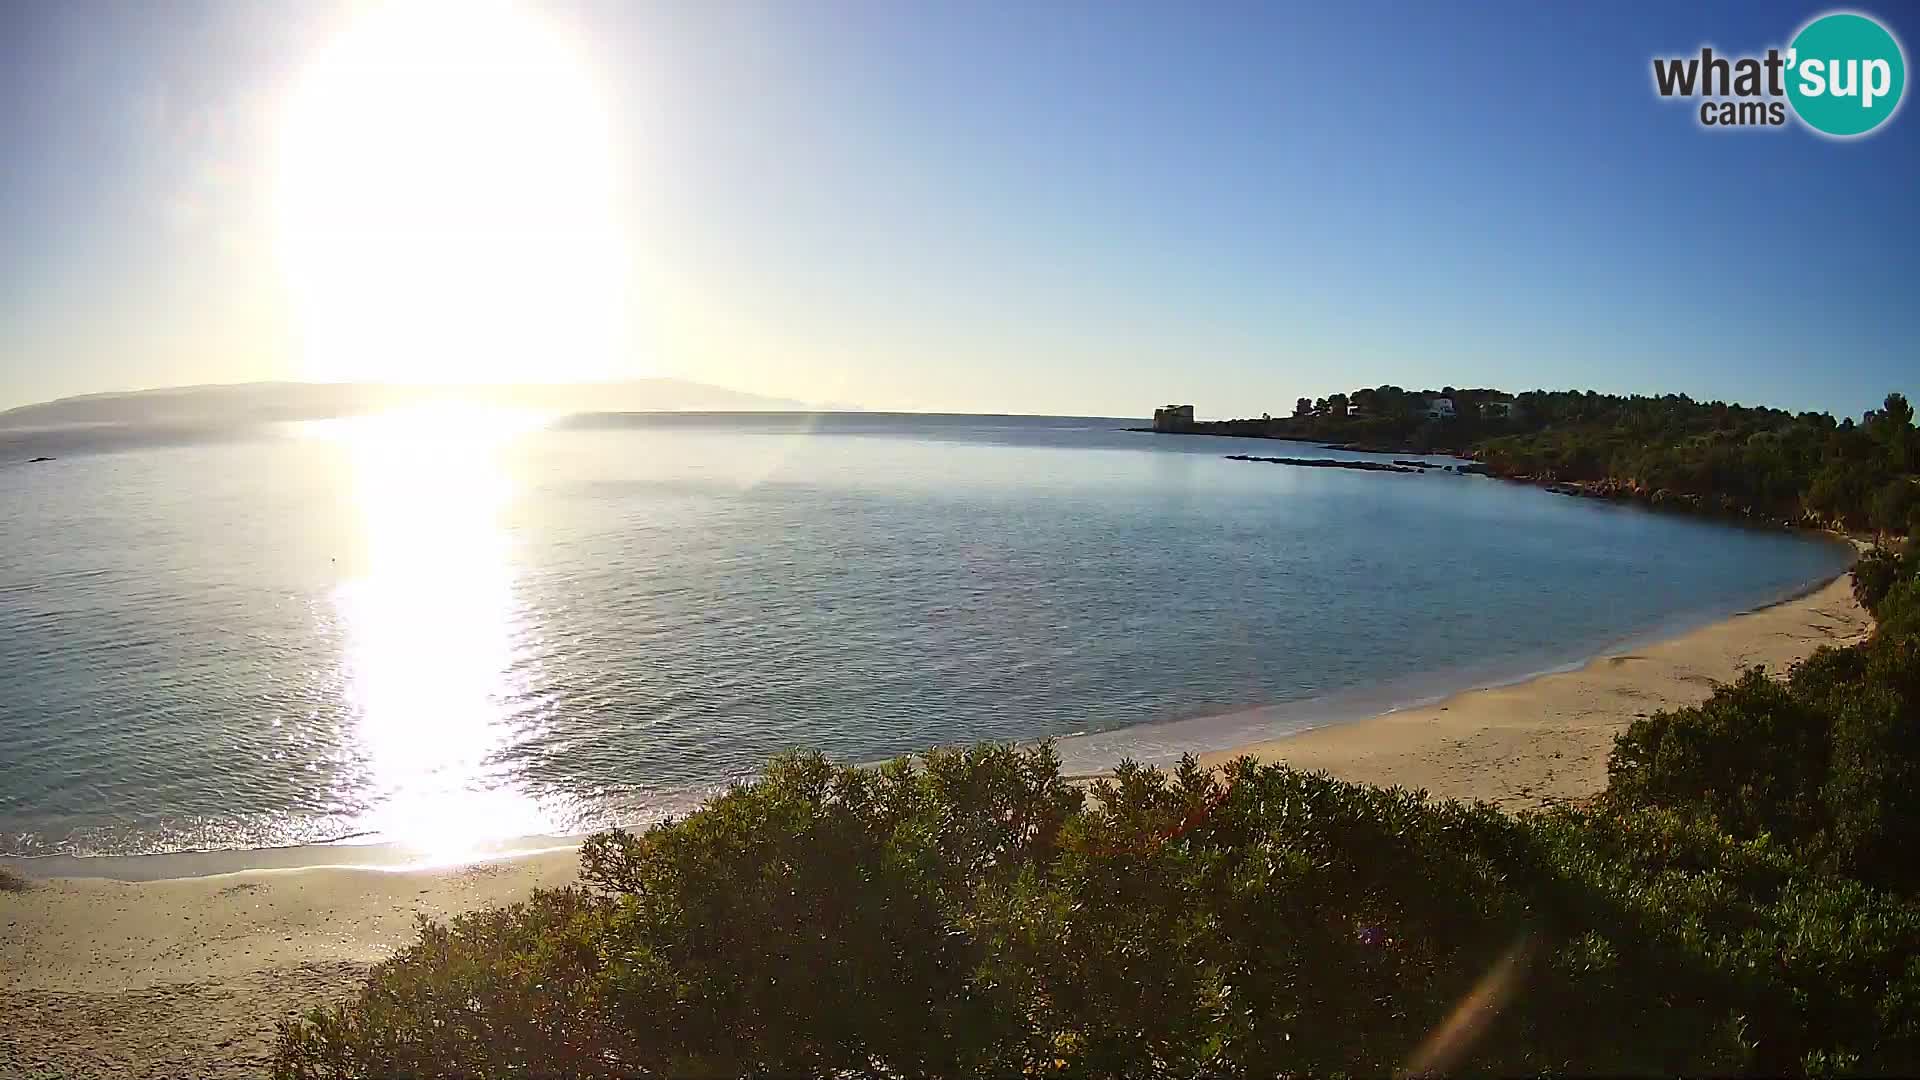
<box><xmin>0</xmin><ymin>379</ymin><xmax>824</xmax><ymax>431</ymax></box>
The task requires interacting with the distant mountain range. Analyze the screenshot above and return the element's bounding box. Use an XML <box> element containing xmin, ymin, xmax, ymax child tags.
<box><xmin>0</xmin><ymin>379</ymin><xmax>823</xmax><ymax>430</ymax></box>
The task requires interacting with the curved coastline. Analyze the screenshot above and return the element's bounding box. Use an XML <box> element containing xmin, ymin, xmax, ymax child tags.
<box><xmin>2</xmin><ymin>534</ymin><xmax>1861</xmax><ymax>882</ymax></box>
<box><xmin>1189</xmin><ymin>557</ymin><xmax>1870</xmax><ymax>811</ymax></box>
<box><xmin>0</xmin><ymin>545</ymin><xmax>1875</xmax><ymax>1073</ymax></box>
<box><xmin>1051</xmin><ymin>532</ymin><xmax>1858</xmax><ymax>780</ymax></box>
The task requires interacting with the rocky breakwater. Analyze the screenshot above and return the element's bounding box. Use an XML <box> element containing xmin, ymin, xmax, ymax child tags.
<box><xmin>1225</xmin><ymin>454</ymin><xmax>1424</xmax><ymax>474</ymax></box>
<box><xmin>1391</xmin><ymin>460</ymin><xmax>1493</xmax><ymax>475</ymax></box>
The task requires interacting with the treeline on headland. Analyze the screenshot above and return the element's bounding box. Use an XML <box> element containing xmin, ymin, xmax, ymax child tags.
<box><xmin>1193</xmin><ymin>386</ymin><xmax>1920</xmax><ymax>534</ymax></box>
<box><xmin>277</xmin><ymin>546</ymin><xmax>1920</xmax><ymax>1076</ymax></box>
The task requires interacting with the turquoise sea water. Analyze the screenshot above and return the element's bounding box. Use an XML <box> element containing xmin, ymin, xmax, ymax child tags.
<box><xmin>0</xmin><ymin>412</ymin><xmax>1850</xmax><ymax>859</ymax></box>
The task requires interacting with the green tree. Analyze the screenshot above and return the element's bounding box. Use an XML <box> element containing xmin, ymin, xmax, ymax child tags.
<box><xmin>1872</xmin><ymin>392</ymin><xmax>1915</xmax><ymax>472</ymax></box>
<box><xmin>1873</xmin><ymin>478</ymin><xmax>1918</xmax><ymax>534</ymax></box>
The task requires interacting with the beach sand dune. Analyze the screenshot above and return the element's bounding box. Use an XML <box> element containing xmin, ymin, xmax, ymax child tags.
<box><xmin>0</xmin><ymin>573</ymin><xmax>1872</xmax><ymax>1076</ymax></box>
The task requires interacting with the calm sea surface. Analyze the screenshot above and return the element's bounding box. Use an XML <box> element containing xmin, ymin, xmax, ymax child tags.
<box><xmin>0</xmin><ymin>411</ymin><xmax>1850</xmax><ymax>859</ymax></box>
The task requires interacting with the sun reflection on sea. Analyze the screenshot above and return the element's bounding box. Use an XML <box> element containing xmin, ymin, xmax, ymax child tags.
<box><xmin>306</xmin><ymin>404</ymin><xmax>556</xmax><ymax>861</ymax></box>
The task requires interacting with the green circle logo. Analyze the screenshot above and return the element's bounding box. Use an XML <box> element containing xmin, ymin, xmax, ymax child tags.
<box><xmin>1786</xmin><ymin>12</ymin><xmax>1907</xmax><ymax>136</ymax></box>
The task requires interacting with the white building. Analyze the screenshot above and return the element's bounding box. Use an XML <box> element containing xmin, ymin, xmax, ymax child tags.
<box><xmin>1423</xmin><ymin>396</ymin><xmax>1455</xmax><ymax>420</ymax></box>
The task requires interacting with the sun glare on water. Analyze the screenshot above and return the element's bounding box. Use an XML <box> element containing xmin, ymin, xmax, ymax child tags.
<box><xmin>304</xmin><ymin>405</ymin><xmax>561</xmax><ymax>861</ymax></box>
<box><xmin>277</xmin><ymin>1</ymin><xmax>628</xmax><ymax>386</ymax></box>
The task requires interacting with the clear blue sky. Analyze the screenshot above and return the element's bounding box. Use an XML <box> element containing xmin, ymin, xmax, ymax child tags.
<box><xmin>1</xmin><ymin>0</ymin><xmax>1914</xmax><ymax>418</ymax></box>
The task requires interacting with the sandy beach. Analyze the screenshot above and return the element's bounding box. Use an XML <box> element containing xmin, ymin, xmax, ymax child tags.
<box><xmin>2</xmin><ymin>848</ymin><xmax>582</xmax><ymax>1077</ymax></box>
<box><xmin>1198</xmin><ymin>570</ymin><xmax>1872</xmax><ymax>809</ymax></box>
<box><xmin>0</xmin><ymin>570</ymin><xmax>1872</xmax><ymax>1077</ymax></box>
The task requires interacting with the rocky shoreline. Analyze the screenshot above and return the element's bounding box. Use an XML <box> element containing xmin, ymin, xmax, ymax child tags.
<box><xmin>1134</xmin><ymin>427</ymin><xmax>1828</xmax><ymax>531</ymax></box>
<box><xmin>1223</xmin><ymin>453</ymin><xmax>1491</xmax><ymax>476</ymax></box>
<box><xmin>1533</xmin><ymin>476</ymin><xmax>1822</xmax><ymax>529</ymax></box>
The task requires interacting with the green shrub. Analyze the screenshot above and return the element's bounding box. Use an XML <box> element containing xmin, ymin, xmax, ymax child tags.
<box><xmin>273</xmin><ymin>888</ymin><xmax>625</xmax><ymax>1078</ymax></box>
<box><xmin>1877</xmin><ymin>575</ymin><xmax>1920</xmax><ymax>640</ymax></box>
<box><xmin>1602</xmin><ymin>611</ymin><xmax>1920</xmax><ymax>890</ymax></box>
<box><xmin>991</xmin><ymin>761</ymin><xmax>1761</xmax><ymax>1077</ymax></box>
<box><xmin>1823</xmin><ymin>682</ymin><xmax>1920</xmax><ymax>890</ymax></box>
<box><xmin>274</xmin><ymin>746</ymin><xmax>1920</xmax><ymax>1078</ymax></box>
<box><xmin>1852</xmin><ymin>546</ymin><xmax>1907</xmax><ymax>612</ymax></box>
<box><xmin>1605</xmin><ymin>667</ymin><xmax>1831</xmax><ymax>843</ymax></box>
<box><xmin>1529</xmin><ymin>805</ymin><xmax>1920</xmax><ymax>1073</ymax></box>
<box><xmin>278</xmin><ymin>745</ymin><xmax>1078</xmax><ymax>1079</ymax></box>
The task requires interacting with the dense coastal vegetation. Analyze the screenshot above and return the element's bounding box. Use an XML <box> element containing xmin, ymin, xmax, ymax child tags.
<box><xmin>1190</xmin><ymin>387</ymin><xmax>1920</xmax><ymax>533</ymax></box>
<box><xmin>276</xmin><ymin>543</ymin><xmax>1920</xmax><ymax>1077</ymax></box>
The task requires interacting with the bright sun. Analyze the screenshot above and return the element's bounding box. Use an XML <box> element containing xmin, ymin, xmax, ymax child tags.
<box><xmin>277</xmin><ymin>1</ymin><xmax>627</xmax><ymax>385</ymax></box>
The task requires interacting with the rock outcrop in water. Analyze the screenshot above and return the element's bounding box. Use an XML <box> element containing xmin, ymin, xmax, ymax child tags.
<box><xmin>1225</xmin><ymin>454</ymin><xmax>1423</xmax><ymax>474</ymax></box>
